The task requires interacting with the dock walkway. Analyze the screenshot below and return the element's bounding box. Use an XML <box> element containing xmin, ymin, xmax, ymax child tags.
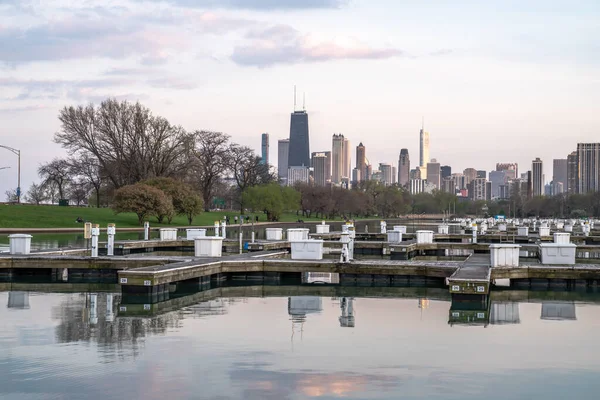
<box><xmin>448</xmin><ymin>254</ymin><xmax>492</xmax><ymax>295</ymax></box>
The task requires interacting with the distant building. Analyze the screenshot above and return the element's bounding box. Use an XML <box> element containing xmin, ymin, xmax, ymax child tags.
<box><xmin>392</xmin><ymin>166</ymin><xmax>397</xmax><ymax>185</ymax></box>
<box><xmin>379</xmin><ymin>163</ymin><xmax>393</xmax><ymax>186</ymax></box>
<box><xmin>426</xmin><ymin>160</ymin><xmax>441</xmax><ymax>189</ymax></box>
<box><xmin>441</xmin><ymin>177</ymin><xmax>454</xmax><ymax>193</ymax></box>
<box><xmin>410</xmin><ymin>179</ymin><xmax>425</xmax><ymax>195</ymax></box>
<box><xmin>419</xmin><ymin>122</ymin><xmax>430</xmax><ymax>172</ymax></box>
<box><xmin>477</xmin><ymin>170</ymin><xmax>486</xmax><ymax>179</ymax></box>
<box><xmin>496</xmin><ymin>163</ymin><xmax>518</xmax><ymax>180</ymax></box>
<box><xmin>398</xmin><ymin>149</ymin><xmax>410</xmax><ymax>187</ymax></box>
<box><xmin>343</xmin><ymin>137</ymin><xmax>351</xmax><ymax>182</ymax></box>
<box><xmin>532</xmin><ymin>157</ymin><xmax>543</xmax><ymax>196</ymax></box>
<box><xmin>489</xmin><ymin>170</ymin><xmax>506</xmax><ymax>200</ymax></box>
<box><xmin>577</xmin><ymin>143</ymin><xmax>600</xmax><ymax>194</ymax></box>
<box><xmin>552</xmin><ymin>159</ymin><xmax>567</xmax><ymax>189</ymax></box>
<box><xmin>260</xmin><ymin>133</ymin><xmax>269</xmax><ymax>165</ymax></box>
<box><xmin>332</xmin><ymin>134</ymin><xmax>345</xmax><ymax>184</ymax></box>
<box><xmin>567</xmin><ymin>151</ymin><xmax>578</xmax><ymax>194</ymax></box>
<box><xmin>311</xmin><ymin>151</ymin><xmax>331</xmax><ymax>187</ymax></box>
<box><xmin>356</xmin><ymin>142</ymin><xmax>367</xmax><ymax>183</ymax></box>
<box><xmin>277</xmin><ymin>139</ymin><xmax>289</xmax><ymax>185</ymax></box>
<box><xmin>468</xmin><ymin>177</ymin><xmax>487</xmax><ymax>200</ymax></box>
<box><xmin>288</xmin><ymin>110</ymin><xmax>310</xmax><ymax>168</ymax></box>
<box><xmin>287</xmin><ymin>166</ymin><xmax>309</xmax><ymax>186</ymax></box>
<box><xmin>441</xmin><ymin>165</ymin><xmax>451</xmax><ymax>179</ymax></box>
<box><xmin>463</xmin><ymin>168</ymin><xmax>478</xmax><ymax>187</ymax></box>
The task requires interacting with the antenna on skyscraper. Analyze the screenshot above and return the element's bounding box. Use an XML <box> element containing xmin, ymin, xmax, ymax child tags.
<box><xmin>294</xmin><ymin>85</ymin><xmax>297</xmax><ymax>111</ymax></box>
<box><xmin>303</xmin><ymin>92</ymin><xmax>306</xmax><ymax>111</ymax></box>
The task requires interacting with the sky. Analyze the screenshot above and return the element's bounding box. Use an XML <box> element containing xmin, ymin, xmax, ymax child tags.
<box><xmin>0</xmin><ymin>0</ymin><xmax>599</xmax><ymax>198</ymax></box>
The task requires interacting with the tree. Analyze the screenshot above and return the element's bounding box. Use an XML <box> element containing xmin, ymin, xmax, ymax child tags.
<box><xmin>25</xmin><ymin>182</ymin><xmax>48</xmax><ymax>205</ymax></box>
<box><xmin>228</xmin><ymin>144</ymin><xmax>277</xmax><ymax>211</ymax></box>
<box><xmin>142</xmin><ymin>177</ymin><xmax>203</xmax><ymax>224</ymax></box>
<box><xmin>38</xmin><ymin>158</ymin><xmax>71</xmax><ymax>200</ymax></box>
<box><xmin>54</xmin><ymin>99</ymin><xmax>195</xmax><ymax>189</ymax></box>
<box><xmin>191</xmin><ymin>131</ymin><xmax>230</xmax><ymax>211</ymax></box>
<box><xmin>68</xmin><ymin>152</ymin><xmax>104</xmax><ymax>207</ymax></box>
<box><xmin>5</xmin><ymin>189</ymin><xmax>17</xmax><ymax>203</ymax></box>
<box><xmin>112</xmin><ymin>184</ymin><xmax>173</xmax><ymax>225</ymax></box>
<box><xmin>243</xmin><ymin>184</ymin><xmax>300</xmax><ymax>221</ymax></box>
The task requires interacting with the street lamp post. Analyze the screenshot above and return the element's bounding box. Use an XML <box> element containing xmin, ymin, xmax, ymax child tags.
<box><xmin>0</xmin><ymin>145</ymin><xmax>21</xmax><ymax>203</ymax></box>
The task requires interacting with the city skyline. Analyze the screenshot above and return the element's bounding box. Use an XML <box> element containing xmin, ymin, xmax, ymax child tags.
<box><xmin>1</xmin><ymin>0</ymin><xmax>599</xmax><ymax>196</ymax></box>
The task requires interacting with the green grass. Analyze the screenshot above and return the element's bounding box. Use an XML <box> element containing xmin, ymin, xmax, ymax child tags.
<box><xmin>0</xmin><ymin>204</ymin><xmax>334</xmax><ymax>229</ymax></box>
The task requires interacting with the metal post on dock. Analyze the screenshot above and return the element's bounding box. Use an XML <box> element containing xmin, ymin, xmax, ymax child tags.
<box><xmin>90</xmin><ymin>224</ymin><xmax>100</xmax><ymax>258</ymax></box>
<box><xmin>472</xmin><ymin>222</ymin><xmax>477</xmax><ymax>244</ymax></box>
<box><xmin>221</xmin><ymin>220</ymin><xmax>227</xmax><ymax>239</ymax></box>
<box><xmin>214</xmin><ymin>221</ymin><xmax>220</xmax><ymax>237</ymax></box>
<box><xmin>107</xmin><ymin>223</ymin><xmax>116</xmax><ymax>256</ymax></box>
<box><xmin>239</xmin><ymin>221</ymin><xmax>243</xmax><ymax>254</ymax></box>
<box><xmin>144</xmin><ymin>221</ymin><xmax>150</xmax><ymax>241</ymax></box>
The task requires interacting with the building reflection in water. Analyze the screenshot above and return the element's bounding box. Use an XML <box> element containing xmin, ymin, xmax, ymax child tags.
<box><xmin>541</xmin><ymin>302</ymin><xmax>577</xmax><ymax>321</ymax></box>
<box><xmin>7</xmin><ymin>291</ymin><xmax>30</xmax><ymax>309</ymax></box>
<box><xmin>339</xmin><ymin>298</ymin><xmax>355</xmax><ymax>327</ymax></box>
<box><xmin>490</xmin><ymin>302</ymin><xmax>520</xmax><ymax>325</ymax></box>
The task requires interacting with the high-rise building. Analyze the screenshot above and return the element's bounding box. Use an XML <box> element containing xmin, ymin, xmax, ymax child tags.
<box><xmin>311</xmin><ymin>152</ymin><xmax>331</xmax><ymax>187</ymax></box>
<box><xmin>567</xmin><ymin>151</ymin><xmax>578</xmax><ymax>194</ymax></box>
<box><xmin>356</xmin><ymin>142</ymin><xmax>367</xmax><ymax>183</ymax></box>
<box><xmin>343</xmin><ymin>137</ymin><xmax>351</xmax><ymax>181</ymax></box>
<box><xmin>379</xmin><ymin>163</ymin><xmax>393</xmax><ymax>186</ymax></box>
<box><xmin>260</xmin><ymin>133</ymin><xmax>269</xmax><ymax>165</ymax></box>
<box><xmin>392</xmin><ymin>166</ymin><xmax>397</xmax><ymax>185</ymax></box>
<box><xmin>496</xmin><ymin>163</ymin><xmax>518</xmax><ymax>180</ymax></box>
<box><xmin>277</xmin><ymin>139</ymin><xmax>289</xmax><ymax>185</ymax></box>
<box><xmin>532</xmin><ymin>157</ymin><xmax>543</xmax><ymax>196</ymax></box>
<box><xmin>419</xmin><ymin>122</ymin><xmax>430</xmax><ymax>171</ymax></box>
<box><xmin>477</xmin><ymin>170</ymin><xmax>486</xmax><ymax>179</ymax></box>
<box><xmin>463</xmin><ymin>168</ymin><xmax>478</xmax><ymax>187</ymax></box>
<box><xmin>577</xmin><ymin>143</ymin><xmax>600</xmax><ymax>194</ymax></box>
<box><xmin>489</xmin><ymin>170</ymin><xmax>506</xmax><ymax>200</ymax></box>
<box><xmin>468</xmin><ymin>177</ymin><xmax>487</xmax><ymax>200</ymax></box>
<box><xmin>441</xmin><ymin>165</ymin><xmax>451</xmax><ymax>179</ymax></box>
<box><xmin>552</xmin><ymin>159</ymin><xmax>568</xmax><ymax>188</ymax></box>
<box><xmin>287</xmin><ymin>166</ymin><xmax>310</xmax><ymax>186</ymax></box>
<box><xmin>398</xmin><ymin>149</ymin><xmax>410</xmax><ymax>187</ymax></box>
<box><xmin>410</xmin><ymin>178</ymin><xmax>425</xmax><ymax>195</ymax></box>
<box><xmin>332</xmin><ymin>134</ymin><xmax>345</xmax><ymax>184</ymax></box>
<box><xmin>288</xmin><ymin>110</ymin><xmax>310</xmax><ymax>168</ymax></box>
<box><xmin>426</xmin><ymin>160</ymin><xmax>441</xmax><ymax>189</ymax></box>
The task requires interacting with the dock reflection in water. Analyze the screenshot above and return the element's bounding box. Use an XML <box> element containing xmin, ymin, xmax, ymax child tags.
<box><xmin>1</xmin><ymin>282</ymin><xmax>600</xmax><ymax>400</ymax></box>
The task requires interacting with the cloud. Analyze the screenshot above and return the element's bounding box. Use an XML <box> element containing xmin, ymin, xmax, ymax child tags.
<box><xmin>147</xmin><ymin>77</ymin><xmax>199</xmax><ymax>90</ymax></box>
<box><xmin>0</xmin><ymin>77</ymin><xmax>127</xmax><ymax>101</ymax></box>
<box><xmin>0</xmin><ymin>104</ymin><xmax>49</xmax><ymax>113</ymax></box>
<box><xmin>232</xmin><ymin>26</ymin><xmax>403</xmax><ymax>67</ymax></box>
<box><xmin>139</xmin><ymin>0</ymin><xmax>348</xmax><ymax>10</ymax></box>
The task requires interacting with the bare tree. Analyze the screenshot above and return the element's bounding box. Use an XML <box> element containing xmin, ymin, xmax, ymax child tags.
<box><xmin>5</xmin><ymin>189</ymin><xmax>17</xmax><ymax>203</ymax></box>
<box><xmin>191</xmin><ymin>131</ymin><xmax>231</xmax><ymax>211</ymax></box>
<box><xmin>25</xmin><ymin>182</ymin><xmax>48</xmax><ymax>205</ymax></box>
<box><xmin>54</xmin><ymin>99</ymin><xmax>195</xmax><ymax>189</ymax></box>
<box><xmin>38</xmin><ymin>158</ymin><xmax>71</xmax><ymax>200</ymax></box>
<box><xmin>68</xmin><ymin>153</ymin><xmax>104</xmax><ymax>207</ymax></box>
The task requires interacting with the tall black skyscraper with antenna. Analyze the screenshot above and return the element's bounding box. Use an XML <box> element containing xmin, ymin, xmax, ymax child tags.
<box><xmin>288</xmin><ymin>87</ymin><xmax>310</xmax><ymax>168</ymax></box>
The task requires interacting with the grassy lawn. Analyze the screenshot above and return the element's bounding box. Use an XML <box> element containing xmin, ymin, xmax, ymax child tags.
<box><xmin>0</xmin><ymin>204</ymin><xmax>333</xmax><ymax>228</ymax></box>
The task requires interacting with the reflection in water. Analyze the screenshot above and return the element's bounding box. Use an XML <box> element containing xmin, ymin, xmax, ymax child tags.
<box><xmin>541</xmin><ymin>302</ymin><xmax>577</xmax><ymax>320</ymax></box>
<box><xmin>2</xmin><ymin>287</ymin><xmax>600</xmax><ymax>400</ymax></box>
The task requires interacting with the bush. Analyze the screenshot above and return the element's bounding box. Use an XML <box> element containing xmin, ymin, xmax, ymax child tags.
<box><xmin>113</xmin><ymin>184</ymin><xmax>173</xmax><ymax>225</ymax></box>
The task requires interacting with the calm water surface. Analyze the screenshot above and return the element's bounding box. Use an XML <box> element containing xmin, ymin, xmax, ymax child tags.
<box><xmin>1</xmin><ymin>289</ymin><xmax>600</xmax><ymax>400</ymax></box>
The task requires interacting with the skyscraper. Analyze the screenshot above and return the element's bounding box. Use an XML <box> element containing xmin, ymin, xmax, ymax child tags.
<box><xmin>552</xmin><ymin>159</ymin><xmax>567</xmax><ymax>186</ymax></box>
<box><xmin>287</xmin><ymin>166</ymin><xmax>310</xmax><ymax>186</ymax></box>
<box><xmin>463</xmin><ymin>168</ymin><xmax>478</xmax><ymax>186</ymax></box>
<box><xmin>419</xmin><ymin>122</ymin><xmax>430</xmax><ymax>175</ymax></box>
<box><xmin>331</xmin><ymin>134</ymin><xmax>345</xmax><ymax>184</ymax></box>
<box><xmin>392</xmin><ymin>166</ymin><xmax>397</xmax><ymax>185</ymax></box>
<box><xmin>426</xmin><ymin>160</ymin><xmax>441</xmax><ymax>190</ymax></box>
<box><xmin>277</xmin><ymin>139</ymin><xmax>290</xmax><ymax>184</ymax></box>
<box><xmin>532</xmin><ymin>158</ymin><xmax>543</xmax><ymax>196</ymax></box>
<box><xmin>288</xmin><ymin>110</ymin><xmax>310</xmax><ymax>168</ymax></box>
<box><xmin>496</xmin><ymin>163</ymin><xmax>518</xmax><ymax>180</ymax></box>
<box><xmin>489</xmin><ymin>170</ymin><xmax>506</xmax><ymax>200</ymax></box>
<box><xmin>260</xmin><ymin>133</ymin><xmax>269</xmax><ymax>165</ymax></box>
<box><xmin>577</xmin><ymin>143</ymin><xmax>600</xmax><ymax>194</ymax></box>
<box><xmin>441</xmin><ymin>165</ymin><xmax>451</xmax><ymax>179</ymax></box>
<box><xmin>356</xmin><ymin>142</ymin><xmax>367</xmax><ymax>183</ymax></box>
<box><xmin>379</xmin><ymin>163</ymin><xmax>393</xmax><ymax>186</ymax></box>
<box><xmin>476</xmin><ymin>170</ymin><xmax>486</xmax><ymax>179</ymax></box>
<box><xmin>398</xmin><ymin>149</ymin><xmax>410</xmax><ymax>187</ymax></box>
<box><xmin>343</xmin><ymin>137</ymin><xmax>351</xmax><ymax>181</ymax></box>
<box><xmin>311</xmin><ymin>152</ymin><xmax>331</xmax><ymax>187</ymax></box>
<box><xmin>567</xmin><ymin>151</ymin><xmax>578</xmax><ymax>194</ymax></box>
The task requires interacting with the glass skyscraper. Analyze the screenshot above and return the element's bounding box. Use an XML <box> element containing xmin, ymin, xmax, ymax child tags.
<box><xmin>288</xmin><ymin>111</ymin><xmax>310</xmax><ymax>168</ymax></box>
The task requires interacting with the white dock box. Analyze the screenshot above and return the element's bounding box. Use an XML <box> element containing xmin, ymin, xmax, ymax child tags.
<box><xmin>538</xmin><ymin>226</ymin><xmax>550</xmax><ymax>237</ymax></box>
<box><xmin>287</xmin><ymin>228</ymin><xmax>310</xmax><ymax>241</ymax></box>
<box><xmin>386</xmin><ymin>230</ymin><xmax>403</xmax><ymax>243</ymax></box>
<box><xmin>186</xmin><ymin>229</ymin><xmax>206</xmax><ymax>240</ymax></box>
<box><xmin>159</xmin><ymin>228</ymin><xmax>178</xmax><ymax>241</ymax></box>
<box><xmin>554</xmin><ymin>232</ymin><xmax>571</xmax><ymax>244</ymax></box>
<box><xmin>291</xmin><ymin>240</ymin><xmax>324</xmax><ymax>260</ymax></box>
<box><xmin>194</xmin><ymin>237</ymin><xmax>223</xmax><ymax>257</ymax></box>
<box><xmin>539</xmin><ymin>243</ymin><xmax>576</xmax><ymax>265</ymax></box>
<box><xmin>266</xmin><ymin>228</ymin><xmax>283</xmax><ymax>241</ymax></box>
<box><xmin>490</xmin><ymin>244</ymin><xmax>521</xmax><ymax>267</ymax></box>
<box><xmin>9</xmin><ymin>234</ymin><xmax>32</xmax><ymax>255</ymax></box>
<box><xmin>393</xmin><ymin>225</ymin><xmax>407</xmax><ymax>234</ymax></box>
<box><xmin>315</xmin><ymin>224</ymin><xmax>330</xmax><ymax>234</ymax></box>
<box><xmin>517</xmin><ymin>226</ymin><xmax>529</xmax><ymax>236</ymax></box>
<box><xmin>438</xmin><ymin>225</ymin><xmax>449</xmax><ymax>234</ymax></box>
<box><xmin>498</xmin><ymin>223</ymin><xmax>507</xmax><ymax>232</ymax></box>
<box><xmin>416</xmin><ymin>230</ymin><xmax>434</xmax><ymax>244</ymax></box>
